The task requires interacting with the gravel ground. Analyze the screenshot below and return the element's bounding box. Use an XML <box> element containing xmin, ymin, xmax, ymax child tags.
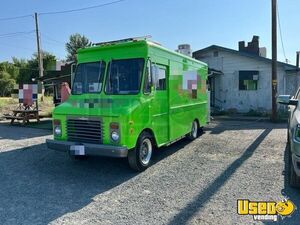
<box><xmin>0</xmin><ymin>119</ymin><xmax>299</xmax><ymax>225</ymax></box>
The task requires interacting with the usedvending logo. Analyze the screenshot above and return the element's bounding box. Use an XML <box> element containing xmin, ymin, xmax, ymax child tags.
<box><xmin>237</xmin><ymin>198</ymin><xmax>296</xmax><ymax>221</ymax></box>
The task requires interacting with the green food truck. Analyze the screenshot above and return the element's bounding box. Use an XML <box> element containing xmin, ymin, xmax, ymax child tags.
<box><xmin>46</xmin><ymin>37</ymin><xmax>208</xmax><ymax>171</ymax></box>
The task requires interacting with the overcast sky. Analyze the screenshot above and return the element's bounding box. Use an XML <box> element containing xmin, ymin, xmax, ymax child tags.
<box><xmin>0</xmin><ymin>0</ymin><xmax>298</xmax><ymax>64</ymax></box>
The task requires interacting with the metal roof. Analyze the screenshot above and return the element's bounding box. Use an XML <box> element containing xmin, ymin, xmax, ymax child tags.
<box><xmin>193</xmin><ymin>45</ymin><xmax>299</xmax><ymax>71</ymax></box>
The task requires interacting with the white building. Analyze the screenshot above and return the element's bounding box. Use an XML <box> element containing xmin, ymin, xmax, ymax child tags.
<box><xmin>193</xmin><ymin>36</ymin><xmax>300</xmax><ymax>113</ymax></box>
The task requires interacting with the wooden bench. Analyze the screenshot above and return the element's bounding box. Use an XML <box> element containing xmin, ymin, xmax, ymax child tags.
<box><xmin>3</xmin><ymin>84</ymin><xmax>41</xmax><ymax>125</ymax></box>
<box><xmin>3</xmin><ymin>109</ymin><xmax>40</xmax><ymax>125</ymax></box>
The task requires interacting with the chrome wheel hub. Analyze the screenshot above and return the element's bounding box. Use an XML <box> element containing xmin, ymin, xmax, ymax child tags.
<box><xmin>139</xmin><ymin>138</ymin><xmax>152</xmax><ymax>165</ymax></box>
<box><xmin>192</xmin><ymin>121</ymin><xmax>198</xmax><ymax>138</ymax></box>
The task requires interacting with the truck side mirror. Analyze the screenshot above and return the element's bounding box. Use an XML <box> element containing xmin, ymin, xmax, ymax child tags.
<box><xmin>277</xmin><ymin>95</ymin><xmax>298</xmax><ymax>106</ymax></box>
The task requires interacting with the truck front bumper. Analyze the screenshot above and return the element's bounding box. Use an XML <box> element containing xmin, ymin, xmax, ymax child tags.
<box><xmin>46</xmin><ymin>139</ymin><xmax>128</xmax><ymax>158</ymax></box>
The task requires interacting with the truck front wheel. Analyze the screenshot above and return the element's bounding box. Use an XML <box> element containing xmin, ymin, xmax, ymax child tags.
<box><xmin>128</xmin><ymin>132</ymin><xmax>153</xmax><ymax>172</ymax></box>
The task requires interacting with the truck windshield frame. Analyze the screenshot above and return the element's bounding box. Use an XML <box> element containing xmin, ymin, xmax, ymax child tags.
<box><xmin>105</xmin><ymin>58</ymin><xmax>145</xmax><ymax>95</ymax></box>
<box><xmin>72</xmin><ymin>61</ymin><xmax>106</xmax><ymax>95</ymax></box>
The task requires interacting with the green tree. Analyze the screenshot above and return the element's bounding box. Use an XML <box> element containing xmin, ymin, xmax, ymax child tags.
<box><xmin>0</xmin><ymin>62</ymin><xmax>19</xmax><ymax>80</ymax></box>
<box><xmin>12</xmin><ymin>51</ymin><xmax>56</xmax><ymax>83</ymax></box>
<box><xmin>0</xmin><ymin>51</ymin><xmax>57</xmax><ymax>96</ymax></box>
<box><xmin>12</xmin><ymin>58</ymin><xmax>28</xmax><ymax>83</ymax></box>
<box><xmin>66</xmin><ymin>33</ymin><xmax>91</xmax><ymax>62</ymax></box>
<box><xmin>31</xmin><ymin>51</ymin><xmax>57</xmax><ymax>70</ymax></box>
<box><xmin>12</xmin><ymin>58</ymin><xmax>33</xmax><ymax>84</ymax></box>
<box><xmin>0</xmin><ymin>70</ymin><xmax>15</xmax><ymax>96</ymax></box>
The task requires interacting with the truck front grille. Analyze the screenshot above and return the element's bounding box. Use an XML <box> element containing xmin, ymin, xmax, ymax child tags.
<box><xmin>67</xmin><ymin>117</ymin><xmax>102</xmax><ymax>144</ymax></box>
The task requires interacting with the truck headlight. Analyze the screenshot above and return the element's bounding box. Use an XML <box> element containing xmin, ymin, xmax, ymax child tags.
<box><xmin>54</xmin><ymin>126</ymin><xmax>62</xmax><ymax>136</ymax></box>
<box><xmin>53</xmin><ymin>120</ymin><xmax>62</xmax><ymax>136</ymax></box>
<box><xmin>110</xmin><ymin>122</ymin><xmax>120</xmax><ymax>142</ymax></box>
<box><xmin>111</xmin><ymin>131</ymin><xmax>120</xmax><ymax>142</ymax></box>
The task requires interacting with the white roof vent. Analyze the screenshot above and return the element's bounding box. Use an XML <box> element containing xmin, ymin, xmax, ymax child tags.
<box><xmin>176</xmin><ymin>44</ymin><xmax>192</xmax><ymax>56</ymax></box>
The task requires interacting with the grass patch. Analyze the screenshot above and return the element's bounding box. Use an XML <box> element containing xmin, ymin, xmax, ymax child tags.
<box><xmin>0</xmin><ymin>96</ymin><xmax>54</xmax><ymax>117</ymax></box>
<box><xmin>0</xmin><ymin>97</ymin><xmax>17</xmax><ymax>108</ymax></box>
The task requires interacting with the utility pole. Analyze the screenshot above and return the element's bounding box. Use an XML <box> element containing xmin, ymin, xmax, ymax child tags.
<box><xmin>271</xmin><ymin>0</ymin><xmax>277</xmax><ymax>122</ymax></box>
<box><xmin>34</xmin><ymin>13</ymin><xmax>43</xmax><ymax>78</ymax></box>
<box><xmin>34</xmin><ymin>12</ymin><xmax>44</xmax><ymax>104</ymax></box>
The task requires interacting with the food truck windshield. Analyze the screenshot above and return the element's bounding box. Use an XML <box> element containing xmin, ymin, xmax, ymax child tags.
<box><xmin>72</xmin><ymin>58</ymin><xmax>145</xmax><ymax>95</ymax></box>
<box><xmin>72</xmin><ymin>61</ymin><xmax>106</xmax><ymax>94</ymax></box>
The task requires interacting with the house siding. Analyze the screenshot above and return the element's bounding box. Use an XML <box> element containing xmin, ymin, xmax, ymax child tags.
<box><xmin>196</xmin><ymin>50</ymin><xmax>295</xmax><ymax>113</ymax></box>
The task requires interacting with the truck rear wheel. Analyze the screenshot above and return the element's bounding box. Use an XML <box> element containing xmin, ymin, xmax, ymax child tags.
<box><xmin>128</xmin><ymin>132</ymin><xmax>153</xmax><ymax>172</ymax></box>
<box><xmin>187</xmin><ymin>120</ymin><xmax>199</xmax><ymax>140</ymax></box>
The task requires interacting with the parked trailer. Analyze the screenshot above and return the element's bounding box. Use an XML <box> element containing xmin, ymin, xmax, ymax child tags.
<box><xmin>46</xmin><ymin>38</ymin><xmax>208</xmax><ymax>171</ymax></box>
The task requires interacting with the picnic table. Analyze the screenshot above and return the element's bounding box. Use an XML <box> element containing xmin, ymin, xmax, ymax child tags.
<box><xmin>2</xmin><ymin>83</ymin><xmax>40</xmax><ymax>125</ymax></box>
<box><xmin>4</xmin><ymin>108</ymin><xmax>40</xmax><ymax>125</ymax></box>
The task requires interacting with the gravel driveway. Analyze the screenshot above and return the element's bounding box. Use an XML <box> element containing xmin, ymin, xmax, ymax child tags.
<box><xmin>0</xmin><ymin>119</ymin><xmax>298</xmax><ymax>225</ymax></box>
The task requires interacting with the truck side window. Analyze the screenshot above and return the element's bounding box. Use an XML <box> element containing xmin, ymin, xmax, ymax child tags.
<box><xmin>144</xmin><ymin>60</ymin><xmax>152</xmax><ymax>94</ymax></box>
<box><xmin>153</xmin><ymin>65</ymin><xmax>166</xmax><ymax>90</ymax></box>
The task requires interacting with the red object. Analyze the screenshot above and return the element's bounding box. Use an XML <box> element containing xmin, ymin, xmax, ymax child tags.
<box><xmin>61</xmin><ymin>82</ymin><xmax>71</xmax><ymax>102</ymax></box>
<box><xmin>23</xmin><ymin>88</ymin><xmax>33</xmax><ymax>106</ymax></box>
<box><xmin>110</xmin><ymin>123</ymin><xmax>119</xmax><ymax>129</ymax></box>
<box><xmin>53</xmin><ymin>120</ymin><xmax>61</xmax><ymax>125</ymax></box>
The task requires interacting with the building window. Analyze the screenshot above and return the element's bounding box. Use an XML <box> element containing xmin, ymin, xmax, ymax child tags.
<box><xmin>239</xmin><ymin>71</ymin><xmax>259</xmax><ymax>90</ymax></box>
<box><xmin>213</xmin><ymin>51</ymin><xmax>219</xmax><ymax>57</ymax></box>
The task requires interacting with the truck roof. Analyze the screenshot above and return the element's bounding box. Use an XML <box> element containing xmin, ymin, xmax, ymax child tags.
<box><xmin>77</xmin><ymin>39</ymin><xmax>207</xmax><ymax>66</ymax></box>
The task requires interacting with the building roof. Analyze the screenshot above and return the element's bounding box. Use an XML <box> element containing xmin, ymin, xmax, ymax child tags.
<box><xmin>193</xmin><ymin>45</ymin><xmax>299</xmax><ymax>71</ymax></box>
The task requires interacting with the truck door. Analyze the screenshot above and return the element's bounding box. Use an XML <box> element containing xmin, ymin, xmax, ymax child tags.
<box><xmin>150</xmin><ymin>64</ymin><xmax>169</xmax><ymax>145</ymax></box>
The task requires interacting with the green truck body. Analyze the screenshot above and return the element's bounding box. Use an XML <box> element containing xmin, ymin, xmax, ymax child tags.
<box><xmin>46</xmin><ymin>39</ymin><xmax>208</xmax><ymax>170</ymax></box>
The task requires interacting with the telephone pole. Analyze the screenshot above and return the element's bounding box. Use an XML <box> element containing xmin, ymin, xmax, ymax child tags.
<box><xmin>271</xmin><ymin>0</ymin><xmax>277</xmax><ymax>122</ymax></box>
<box><xmin>34</xmin><ymin>12</ymin><xmax>44</xmax><ymax>103</ymax></box>
<box><xmin>34</xmin><ymin>13</ymin><xmax>43</xmax><ymax>78</ymax></box>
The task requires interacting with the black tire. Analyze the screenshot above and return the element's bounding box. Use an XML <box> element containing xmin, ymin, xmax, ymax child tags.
<box><xmin>288</xmin><ymin>145</ymin><xmax>300</xmax><ymax>188</ymax></box>
<box><xmin>128</xmin><ymin>131</ymin><xmax>153</xmax><ymax>172</ymax></box>
<box><xmin>187</xmin><ymin>120</ymin><xmax>199</xmax><ymax>140</ymax></box>
<box><xmin>198</xmin><ymin>126</ymin><xmax>204</xmax><ymax>135</ymax></box>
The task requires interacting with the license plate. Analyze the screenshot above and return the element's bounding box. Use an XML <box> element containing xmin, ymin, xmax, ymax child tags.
<box><xmin>70</xmin><ymin>145</ymin><xmax>85</xmax><ymax>155</ymax></box>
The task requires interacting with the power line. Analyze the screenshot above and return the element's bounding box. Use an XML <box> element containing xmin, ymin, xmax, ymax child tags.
<box><xmin>0</xmin><ymin>14</ymin><xmax>33</xmax><ymax>22</ymax></box>
<box><xmin>0</xmin><ymin>0</ymin><xmax>127</xmax><ymax>61</ymax></box>
<box><xmin>0</xmin><ymin>30</ymin><xmax>35</xmax><ymax>38</ymax></box>
<box><xmin>0</xmin><ymin>41</ymin><xmax>35</xmax><ymax>52</ymax></box>
<box><xmin>41</xmin><ymin>33</ymin><xmax>65</xmax><ymax>45</ymax></box>
<box><xmin>41</xmin><ymin>40</ymin><xmax>65</xmax><ymax>48</ymax></box>
<box><xmin>41</xmin><ymin>39</ymin><xmax>62</xmax><ymax>46</ymax></box>
<box><xmin>277</xmin><ymin>2</ymin><xmax>288</xmax><ymax>63</ymax></box>
<box><xmin>39</xmin><ymin>0</ymin><xmax>126</xmax><ymax>16</ymax></box>
<box><xmin>0</xmin><ymin>31</ymin><xmax>34</xmax><ymax>37</ymax></box>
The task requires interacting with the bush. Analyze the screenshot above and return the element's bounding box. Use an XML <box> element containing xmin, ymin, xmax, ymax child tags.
<box><xmin>0</xmin><ymin>71</ymin><xmax>16</xmax><ymax>97</ymax></box>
